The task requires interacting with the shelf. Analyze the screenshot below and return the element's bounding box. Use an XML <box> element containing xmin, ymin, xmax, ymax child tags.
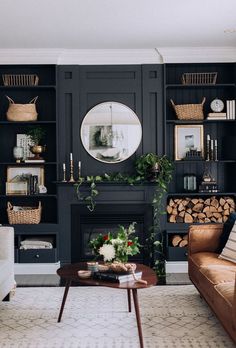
<box><xmin>1</xmin><ymin>194</ymin><xmax>57</xmax><ymax>198</ymax></box>
<box><xmin>0</xmin><ymin>162</ymin><xmax>57</xmax><ymax>165</ymax></box>
<box><xmin>167</xmin><ymin>192</ymin><xmax>236</xmax><ymax>196</ymax></box>
<box><xmin>3</xmin><ymin>223</ymin><xmax>58</xmax><ymax>234</ymax></box>
<box><xmin>0</xmin><ymin>121</ymin><xmax>56</xmax><ymax>125</ymax></box>
<box><xmin>166</xmin><ymin>119</ymin><xmax>236</xmax><ymax>124</ymax></box>
<box><xmin>166</xmin><ymin>83</ymin><xmax>236</xmax><ymax>89</ymax></box>
<box><xmin>174</xmin><ymin>160</ymin><xmax>236</xmax><ymax>163</ymax></box>
<box><xmin>0</xmin><ymin>85</ymin><xmax>56</xmax><ymax>89</ymax></box>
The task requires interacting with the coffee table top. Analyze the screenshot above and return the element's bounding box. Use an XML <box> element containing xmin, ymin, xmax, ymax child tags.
<box><xmin>57</xmin><ymin>262</ymin><xmax>157</xmax><ymax>289</ymax></box>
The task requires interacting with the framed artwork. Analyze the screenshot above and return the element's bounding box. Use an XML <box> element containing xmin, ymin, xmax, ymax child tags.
<box><xmin>6</xmin><ymin>166</ymin><xmax>45</xmax><ymax>195</ymax></box>
<box><xmin>175</xmin><ymin>125</ymin><xmax>204</xmax><ymax>160</ymax></box>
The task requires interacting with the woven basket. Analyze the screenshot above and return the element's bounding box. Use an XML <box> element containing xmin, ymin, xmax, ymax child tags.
<box><xmin>6</xmin><ymin>96</ymin><xmax>38</xmax><ymax>122</ymax></box>
<box><xmin>181</xmin><ymin>72</ymin><xmax>217</xmax><ymax>85</ymax></box>
<box><xmin>7</xmin><ymin>201</ymin><xmax>42</xmax><ymax>224</ymax></box>
<box><xmin>170</xmin><ymin>97</ymin><xmax>206</xmax><ymax>120</ymax></box>
<box><xmin>2</xmin><ymin>74</ymin><xmax>39</xmax><ymax>86</ymax></box>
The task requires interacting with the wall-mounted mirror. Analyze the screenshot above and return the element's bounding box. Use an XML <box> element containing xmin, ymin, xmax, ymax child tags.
<box><xmin>80</xmin><ymin>102</ymin><xmax>142</xmax><ymax>163</ymax></box>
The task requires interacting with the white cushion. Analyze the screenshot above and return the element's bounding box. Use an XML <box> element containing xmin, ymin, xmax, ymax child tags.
<box><xmin>0</xmin><ymin>260</ymin><xmax>13</xmax><ymax>283</ymax></box>
<box><xmin>219</xmin><ymin>221</ymin><xmax>236</xmax><ymax>263</ymax></box>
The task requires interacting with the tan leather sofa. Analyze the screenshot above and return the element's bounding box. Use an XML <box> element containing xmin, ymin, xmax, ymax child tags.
<box><xmin>188</xmin><ymin>224</ymin><xmax>236</xmax><ymax>343</ymax></box>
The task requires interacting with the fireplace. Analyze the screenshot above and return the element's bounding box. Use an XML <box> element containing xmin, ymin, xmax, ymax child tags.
<box><xmin>71</xmin><ymin>204</ymin><xmax>152</xmax><ymax>264</ymax></box>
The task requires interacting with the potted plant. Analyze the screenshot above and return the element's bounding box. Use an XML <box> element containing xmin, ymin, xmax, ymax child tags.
<box><xmin>26</xmin><ymin>126</ymin><xmax>46</xmax><ymax>160</ymax></box>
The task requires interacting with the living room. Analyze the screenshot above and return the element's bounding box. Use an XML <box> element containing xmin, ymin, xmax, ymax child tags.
<box><xmin>1</xmin><ymin>0</ymin><xmax>236</xmax><ymax>347</ymax></box>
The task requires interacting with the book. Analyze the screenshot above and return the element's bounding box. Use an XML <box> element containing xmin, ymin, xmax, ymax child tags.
<box><xmin>16</xmin><ymin>134</ymin><xmax>34</xmax><ymax>160</ymax></box>
<box><xmin>24</xmin><ymin>159</ymin><xmax>45</xmax><ymax>163</ymax></box>
<box><xmin>93</xmin><ymin>271</ymin><xmax>142</xmax><ymax>283</ymax></box>
<box><xmin>208</xmin><ymin>113</ymin><xmax>227</xmax><ymax>117</ymax></box>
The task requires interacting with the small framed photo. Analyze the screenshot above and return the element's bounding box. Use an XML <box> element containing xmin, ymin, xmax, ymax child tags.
<box><xmin>175</xmin><ymin>125</ymin><xmax>204</xmax><ymax>160</ymax></box>
<box><xmin>6</xmin><ymin>166</ymin><xmax>45</xmax><ymax>195</ymax></box>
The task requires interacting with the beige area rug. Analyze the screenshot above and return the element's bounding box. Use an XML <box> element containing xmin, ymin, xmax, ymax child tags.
<box><xmin>0</xmin><ymin>285</ymin><xmax>234</xmax><ymax>348</ymax></box>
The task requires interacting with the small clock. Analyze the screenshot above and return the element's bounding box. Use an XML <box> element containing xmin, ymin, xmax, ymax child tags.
<box><xmin>210</xmin><ymin>98</ymin><xmax>224</xmax><ymax>113</ymax></box>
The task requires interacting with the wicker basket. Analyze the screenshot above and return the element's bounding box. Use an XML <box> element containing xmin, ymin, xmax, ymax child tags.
<box><xmin>181</xmin><ymin>72</ymin><xmax>217</xmax><ymax>85</ymax></box>
<box><xmin>2</xmin><ymin>74</ymin><xmax>39</xmax><ymax>86</ymax></box>
<box><xmin>7</xmin><ymin>201</ymin><xmax>42</xmax><ymax>224</ymax></box>
<box><xmin>170</xmin><ymin>97</ymin><xmax>206</xmax><ymax>120</ymax></box>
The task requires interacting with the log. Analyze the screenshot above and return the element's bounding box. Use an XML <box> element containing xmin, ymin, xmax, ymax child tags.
<box><xmin>178</xmin><ymin>203</ymin><xmax>185</xmax><ymax>212</ymax></box>
<box><xmin>191</xmin><ymin>198</ymin><xmax>199</xmax><ymax>205</ymax></box>
<box><xmin>171</xmin><ymin>235</ymin><xmax>182</xmax><ymax>246</ymax></box>
<box><xmin>217</xmin><ymin>217</ymin><xmax>223</xmax><ymax>223</ymax></box>
<box><xmin>193</xmin><ymin>203</ymin><xmax>204</xmax><ymax>212</ymax></box>
<box><xmin>213</xmin><ymin>212</ymin><xmax>222</xmax><ymax>219</ymax></box>
<box><xmin>206</xmin><ymin>211</ymin><xmax>213</xmax><ymax>218</ymax></box>
<box><xmin>169</xmin><ymin>199</ymin><xmax>175</xmax><ymax>207</ymax></box>
<box><xmin>179</xmin><ymin>239</ymin><xmax>188</xmax><ymax>247</ymax></box>
<box><xmin>169</xmin><ymin>215</ymin><xmax>176</xmax><ymax>223</ymax></box>
<box><xmin>182</xmin><ymin>199</ymin><xmax>189</xmax><ymax>206</ymax></box>
<box><xmin>198</xmin><ymin>213</ymin><xmax>206</xmax><ymax>219</ymax></box>
<box><xmin>176</xmin><ymin>216</ymin><xmax>184</xmax><ymax>223</ymax></box>
<box><xmin>167</xmin><ymin>205</ymin><xmax>173</xmax><ymax>214</ymax></box>
<box><xmin>172</xmin><ymin>208</ymin><xmax>178</xmax><ymax>216</ymax></box>
<box><xmin>224</xmin><ymin>203</ymin><xmax>230</xmax><ymax>210</ymax></box>
<box><xmin>204</xmin><ymin>198</ymin><xmax>211</xmax><ymax>205</ymax></box>
<box><xmin>218</xmin><ymin>206</ymin><xmax>223</xmax><ymax>212</ymax></box>
<box><xmin>203</xmin><ymin>206</ymin><xmax>210</xmax><ymax>213</ymax></box>
<box><xmin>227</xmin><ymin>198</ymin><xmax>235</xmax><ymax>207</ymax></box>
<box><xmin>179</xmin><ymin>211</ymin><xmax>185</xmax><ymax>218</ymax></box>
<box><xmin>184</xmin><ymin>213</ymin><xmax>193</xmax><ymax>223</ymax></box>
<box><xmin>223</xmin><ymin>216</ymin><xmax>228</xmax><ymax>222</ymax></box>
<box><xmin>223</xmin><ymin>209</ymin><xmax>230</xmax><ymax>216</ymax></box>
<box><xmin>186</xmin><ymin>208</ymin><xmax>192</xmax><ymax>214</ymax></box>
<box><xmin>209</xmin><ymin>206</ymin><xmax>218</xmax><ymax>213</ymax></box>
<box><xmin>220</xmin><ymin>198</ymin><xmax>226</xmax><ymax>206</ymax></box>
<box><xmin>186</xmin><ymin>201</ymin><xmax>194</xmax><ymax>209</ymax></box>
<box><xmin>211</xmin><ymin>199</ymin><xmax>219</xmax><ymax>209</ymax></box>
<box><xmin>183</xmin><ymin>234</ymin><xmax>188</xmax><ymax>240</ymax></box>
<box><xmin>205</xmin><ymin>218</ymin><xmax>211</xmax><ymax>223</ymax></box>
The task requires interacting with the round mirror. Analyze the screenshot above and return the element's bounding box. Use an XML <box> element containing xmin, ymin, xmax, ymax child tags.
<box><xmin>80</xmin><ymin>102</ymin><xmax>142</xmax><ymax>163</ymax></box>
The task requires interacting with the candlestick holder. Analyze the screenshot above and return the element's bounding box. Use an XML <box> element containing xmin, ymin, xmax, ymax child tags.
<box><xmin>61</xmin><ymin>166</ymin><xmax>67</xmax><ymax>182</ymax></box>
<box><xmin>69</xmin><ymin>160</ymin><xmax>75</xmax><ymax>182</ymax></box>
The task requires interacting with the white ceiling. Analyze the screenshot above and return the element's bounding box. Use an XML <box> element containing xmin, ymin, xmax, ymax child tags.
<box><xmin>0</xmin><ymin>0</ymin><xmax>236</xmax><ymax>49</ymax></box>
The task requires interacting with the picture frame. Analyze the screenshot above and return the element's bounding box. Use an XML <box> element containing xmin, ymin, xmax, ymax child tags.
<box><xmin>6</xmin><ymin>166</ymin><xmax>45</xmax><ymax>195</ymax></box>
<box><xmin>175</xmin><ymin>125</ymin><xmax>204</xmax><ymax>160</ymax></box>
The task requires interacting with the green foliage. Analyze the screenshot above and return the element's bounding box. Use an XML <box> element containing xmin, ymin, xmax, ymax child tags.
<box><xmin>26</xmin><ymin>126</ymin><xmax>46</xmax><ymax>145</ymax></box>
<box><xmin>74</xmin><ymin>153</ymin><xmax>173</xmax><ymax>276</ymax></box>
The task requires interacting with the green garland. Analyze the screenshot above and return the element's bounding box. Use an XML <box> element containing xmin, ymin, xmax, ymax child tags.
<box><xmin>74</xmin><ymin>153</ymin><xmax>173</xmax><ymax>277</ymax></box>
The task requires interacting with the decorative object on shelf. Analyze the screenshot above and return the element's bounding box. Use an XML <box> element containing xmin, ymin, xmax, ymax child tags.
<box><xmin>26</xmin><ymin>126</ymin><xmax>46</xmax><ymax>161</ymax></box>
<box><xmin>38</xmin><ymin>185</ymin><xmax>47</xmax><ymax>194</ymax></box>
<box><xmin>89</xmin><ymin>222</ymin><xmax>140</xmax><ymax>264</ymax></box>
<box><xmin>205</xmin><ymin>134</ymin><xmax>218</xmax><ymax>161</ymax></box>
<box><xmin>80</xmin><ymin>101</ymin><xmax>142</xmax><ymax>164</ymax></box>
<box><xmin>199</xmin><ymin>171</ymin><xmax>219</xmax><ymax>193</ymax></box>
<box><xmin>207</xmin><ymin>98</ymin><xmax>227</xmax><ymax>120</ymax></box>
<box><xmin>170</xmin><ymin>97</ymin><xmax>205</xmax><ymax>120</ymax></box>
<box><xmin>16</xmin><ymin>134</ymin><xmax>34</xmax><ymax>161</ymax></box>
<box><xmin>183</xmin><ymin>149</ymin><xmax>203</xmax><ymax>160</ymax></box>
<box><xmin>175</xmin><ymin>125</ymin><xmax>204</xmax><ymax>160</ymax></box>
<box><xmin>167</xmin><ymin>196</ymin><xmax>234</xmax><ymax>224</ymax></box>
<box><xmin>6</xmin><ymin>96</ymin><xmax>38</xmax><ymax>122</ymax></box>
<box><xmin>13</xmin><ymin>146</ymin><xmax>24</xmax><ymax>163</ymax></box>
<box><xmin>78</xmin><ymin>161</ymin><xmax>81</xmax><ymax>178</ymax></box>
<box><xmin>181</xmin><ymin>72</ymin><xmax>217</xmax><ymax>85</ymax></box>
<box><xmin>183</xmin><ymin>173</ymin><xmax>197</xmax><ymax>192</ymax></box>
<box><xmin>2</xmin><ymin>74</ymin><xmax>39</xmax><ymax>86</ymax></box>
<box><xmin>6</xmin><ymin>166</ymin><xmax>44</xmax><ymax>196</ymax></box>
<box><xmin>78</xmin><ymin>270</ymin><xmax>92</xmax><ymax>279</ymax></box>
<box><xmin>69</xmin><ymin>152</ymin><xmax>75</xmax><ymax>182</ymax></box>
<box><xmin>226</xmin><ymin>100</ymin><xmax>236</xmax><ymax>120</ymax></box>
<box><xmin>62</xmin><ymin>163</ymin><xmax>67</xmax><ymax>182</ymax></box>
<box><xmin>7</xmin><ymin>201</ymin><xmax>42</xmax><ymax>225</ymax></box>
<box><xmin>87</xmin><ymin>262</ymin><xmax>99</xmax><ymax>272</ymax></box>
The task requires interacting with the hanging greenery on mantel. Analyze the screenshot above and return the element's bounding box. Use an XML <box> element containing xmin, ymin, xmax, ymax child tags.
<box><xmin>74</xmin><ymin>153</ymin><xmax>173</xmax><ymax>278</ymax></box>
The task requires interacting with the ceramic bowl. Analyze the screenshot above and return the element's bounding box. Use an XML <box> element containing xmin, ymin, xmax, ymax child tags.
<box><xmin>87</xmin><ymin>262</ymin><xmax>99</xmax><ymax>272</ymax></box>
<box><xmin>78</xmin><ymin>270</ymin><xmax>92</xmax><ymax>279</ymax></box>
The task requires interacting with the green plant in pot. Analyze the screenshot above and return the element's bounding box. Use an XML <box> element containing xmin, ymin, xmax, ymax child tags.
<box><xmin>135</xmin><ymin>153</ymin><xmax>173</xmax><ymax>281</ymax></box>
<box><xmin>26</xmin><ymin>126</ymin><xmax>46</xmax><ymax>160</ymax></box>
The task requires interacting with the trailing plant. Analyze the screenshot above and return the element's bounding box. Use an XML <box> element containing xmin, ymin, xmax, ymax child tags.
<box><xmin>74</xmin><ymin>153</ymin><xmax>173</xmax><ymax>278</ymax></box>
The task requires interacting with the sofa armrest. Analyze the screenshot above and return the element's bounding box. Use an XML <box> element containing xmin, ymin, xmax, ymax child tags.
<box><xmin>0</xmin><ymin>227</ymin><xmax>14</xmax><ymax>261</ymax></box>
<box><xmin>188</xmin><ymin>224</ymin><xmax>223</xmax><ymax>255</ymax></box>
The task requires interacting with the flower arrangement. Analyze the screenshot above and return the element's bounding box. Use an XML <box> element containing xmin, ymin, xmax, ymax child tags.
<box><xmin>89</xmin><ymin>222</ymin><xmax>141</xmax><ymax>263</ymax></box>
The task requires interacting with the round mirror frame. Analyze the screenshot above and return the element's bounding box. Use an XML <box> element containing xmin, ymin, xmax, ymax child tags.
<box><xmin>80</xmin><ymin>102</ymin><xmax>142</xmax><ymax>164</ymax></box>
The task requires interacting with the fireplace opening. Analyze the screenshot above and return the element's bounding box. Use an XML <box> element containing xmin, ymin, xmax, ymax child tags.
<box><xmin>71</xmin><ymin>204</ymin><xmax>152</xmax><ymax>264</ymax></box>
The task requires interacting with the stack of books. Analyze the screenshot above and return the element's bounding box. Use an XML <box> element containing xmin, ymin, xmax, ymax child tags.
<box><xmin>207</xmin><ymin>112</ymin><xmax>227</xmax><ymax>120</ymax></box>
<box><xmin>226</xmin><ymin>100</ymin><xmax>235</xmax><ymax>119</ymax></box>
<box><xmin>93</xmin><ymin>271</ymin><xmax>142</xmax><ymax>283</ymax></box>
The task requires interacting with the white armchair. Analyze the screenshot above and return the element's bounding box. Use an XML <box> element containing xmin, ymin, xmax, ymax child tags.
<box><xmin>0</xmin><ymin>227</ymin><xmax>15</xmax><ymax>301</ymax></box>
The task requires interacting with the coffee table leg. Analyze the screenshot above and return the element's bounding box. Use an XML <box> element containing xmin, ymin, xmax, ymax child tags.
<box><xmin>127</xmin><ymin>289</ymin><xmax>132</xmax><ymax>312</ymax></box>
<box><xmin>132</xmin><ymin>289</ymin><xmax>144</xmax><ymax>348</ymax></box>
<box><xmin>57</xmin><ymin>279</ymin><xmax>71</xmax><ymax>323</ymax></box>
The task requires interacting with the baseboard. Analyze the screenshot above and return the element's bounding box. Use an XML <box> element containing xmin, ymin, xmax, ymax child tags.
<box><xmin>14</xmin><ymin>262</ymin><xmax>60</xmax><ymax>275</ymax></box>
<box><xmin>166</xmin><ymin>261</ymin><xmax>188</xmax><ymax>273</ymax></box>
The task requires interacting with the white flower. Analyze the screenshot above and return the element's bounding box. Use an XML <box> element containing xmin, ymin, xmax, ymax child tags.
<box><xmin>99</xmin><ymin>244</ymin><xmax>115</xmax><ymax>261</ymax></box>
<box><xmin>111</xmin><ymin>238</ymin><xmax>123</xmax><ymax>245</ymax></box>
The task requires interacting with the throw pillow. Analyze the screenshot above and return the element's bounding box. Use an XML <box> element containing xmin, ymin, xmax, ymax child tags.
<box><xmin>219</xmin><ymin>221</ymin><xmax>236</xmax><ymax>263</ymax></box>
<box><xmin>217</xmin><ymin>212</ymin><xmax>236</xmax><ymax>253</ymax></box>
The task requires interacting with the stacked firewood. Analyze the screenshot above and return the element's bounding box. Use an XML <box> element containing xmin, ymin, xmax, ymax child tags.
<box><xmin>167</xmin><ymin>196</ymin><xmax>235</xmax><ymax>223</ymax></box>
<box><xmin>171</xmin><ymin>234</ymin><xmax>188</xmax><ymax>247</ymax></box>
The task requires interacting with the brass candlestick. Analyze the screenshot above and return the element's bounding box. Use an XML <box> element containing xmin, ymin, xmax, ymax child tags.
<box><xmin>69</xmin><ymin>159</ymin><xmax>75</xmax><ymax>182</ymax></box>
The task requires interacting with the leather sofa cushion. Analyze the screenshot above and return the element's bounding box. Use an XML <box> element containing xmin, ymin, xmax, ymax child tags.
<box><xmin>215</xmin><ymin>282</ymin><xmax>235</xmax><ymax>307</ymax></box>
<box><xmin>200</xmin><ymin>267</ymin><xmax>236</xmax><ymax>285</ymax></box>
<box><xmin>190</xmin><ymin>252</ymin><xmax>236</xmax><ymax>269</ymax></box>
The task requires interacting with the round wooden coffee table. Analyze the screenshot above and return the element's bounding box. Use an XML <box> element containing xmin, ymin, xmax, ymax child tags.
<box><xmin>57</xmin><ymin>262</ymin><xmax>157</xmax><ymax>348</ymax></box>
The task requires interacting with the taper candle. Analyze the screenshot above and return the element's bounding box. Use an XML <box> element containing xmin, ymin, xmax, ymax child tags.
<box><xmin>70</xmin><ymin>153</ymin><xmax>73</xmax><ymax>161</ymax></box>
